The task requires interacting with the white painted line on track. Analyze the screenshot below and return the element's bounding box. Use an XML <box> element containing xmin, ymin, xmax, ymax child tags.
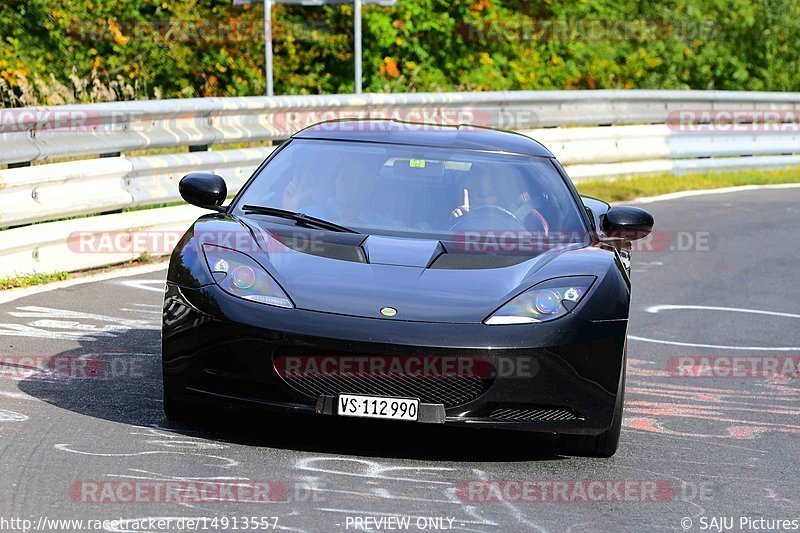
<box><xmin>645</xmin><ymin>304</ymin><xmax>800</xmax><ymax>319</ymax></box>
<box><xmin>632</xmin><ymin>303</ymin><xmax>800</xmax><ymax>351</ymax></box>
<box><xmin>0</xmin><ymin>409</ymin><xmax>29</xmax><ymax>422</ymax></box>
<box><xmin>627</xmin><ymin>335</ymin><xmax>800</xmax><ymax>351</ymax></box>
<box><xmin>118</xmin><ymin>279</ymin><xmax>167</xmax><ymax>293</ymax></box>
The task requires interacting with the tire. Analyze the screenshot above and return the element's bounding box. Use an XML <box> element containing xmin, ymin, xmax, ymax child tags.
<box><xmin>560</xmin><ymin>357</ymin><xmax>626</xmax><ymax>458</ymax></box>
<box><xmin>560</xmin><ymin>397</ymin><xmax>623</xmax><ymax>457</ymax></box>
<box><xmin>163</xmin><ymin>390</ymin><xmax>201</xmax><ymax>423</ymax></box>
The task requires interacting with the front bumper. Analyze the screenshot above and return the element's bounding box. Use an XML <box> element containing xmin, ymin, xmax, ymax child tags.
<box><xmin>163</xmin><ymin>283</ymin><xmax>627</xmax><ymax>435</ymax></box>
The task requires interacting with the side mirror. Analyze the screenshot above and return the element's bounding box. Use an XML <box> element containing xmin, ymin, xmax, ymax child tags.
<box><xmin>602</xmin><ymin>206</ymin><xmax>654</xmax><ymax>240</ymax></box>
<box><xmin>179</xmin><ymin>173</ymin><xmax>227</xmax><ymax>211</ymax></box>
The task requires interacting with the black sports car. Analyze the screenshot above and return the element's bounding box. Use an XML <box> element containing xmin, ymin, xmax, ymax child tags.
<box><xmin>162</xmin><ymin>119</ymin><xmax>653</xmax><ymax>457</ymax></box>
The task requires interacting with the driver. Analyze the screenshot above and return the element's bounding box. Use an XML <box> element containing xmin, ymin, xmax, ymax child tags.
<box><xmin>450</xmin><ymin>164</ymin><xmax>549</xmax><ymax>236</ymax></box>
<box><xmin>451</xmin><ymin>165</ymin><xmax>497</xmax><ymax>219</ymax></box>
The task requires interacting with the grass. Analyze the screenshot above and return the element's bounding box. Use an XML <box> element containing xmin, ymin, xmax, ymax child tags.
<box><xmin>0</xmin><ymin>271</ymin><xmax>69</xmax><ymax>290</ymax></box>
<box><xmin>575</xmin><ymin>167</ymin><xmax>800</xmax><ymax>202</ymax></box>
<box><xmin>123</xmin><ymin>201</ymin><xmax>185</xmax><ymax>212</ymax></box>
<box><xmin>135</xmin><ymin>251</ymin><xmax>155</xmax><ymax>264</ymax></box>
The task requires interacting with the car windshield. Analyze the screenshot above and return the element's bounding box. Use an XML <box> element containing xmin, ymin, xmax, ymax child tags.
<box><xmin>233</xmin><ymin>139</ymin><xmax>588</xmax><ymax>241</ymax></box>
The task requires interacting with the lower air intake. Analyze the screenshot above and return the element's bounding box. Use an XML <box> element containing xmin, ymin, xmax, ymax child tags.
<box><xmin>276</xmin><ymin>354</ymin><xmax>493</xmax><ymax>408</ymax></box>
<box><xmin>489</xmin><ymin>407</ymin><xmax>580</xmax><ymax>422</ymax></box>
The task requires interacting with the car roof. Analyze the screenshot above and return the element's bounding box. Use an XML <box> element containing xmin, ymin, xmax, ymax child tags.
<box><xmin>292</xmin><ymin>119</ymin><xmax>554</xmax><ymax>157</ymax></box>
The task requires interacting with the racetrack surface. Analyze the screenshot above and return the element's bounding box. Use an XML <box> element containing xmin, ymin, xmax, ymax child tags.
<box><xmin>0</xmin><ymin>188</ymin><xmax>797</xmax><ymax>532</ymax></box>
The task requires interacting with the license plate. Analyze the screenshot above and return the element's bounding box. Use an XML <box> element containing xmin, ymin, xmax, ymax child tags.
<box><xmin>337</xmin><ymin>394</ymin><xmax>419</xmax><ymax>421</ymax></box>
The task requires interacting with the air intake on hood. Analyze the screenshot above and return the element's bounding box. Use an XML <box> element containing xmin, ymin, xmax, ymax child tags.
<box><xmin>267</xmin><ymin>229</ymin><xmax>368</xmax><ymax>263</ymax></box>
<box><xmin>429</xmin><ymin>253</ymin><xmax>534</xmax><ymax>270</ymax></box>
<box><xmin>363</xmin><ymin>235</ymin><xmax>444</xmax><ymax>267</ymax></box>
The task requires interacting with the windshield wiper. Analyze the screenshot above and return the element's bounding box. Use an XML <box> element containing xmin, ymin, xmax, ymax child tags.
<box><xmin>241</xmin><ymin>205</ymin><xmax>358</xmax><ymax>234</ymax></box>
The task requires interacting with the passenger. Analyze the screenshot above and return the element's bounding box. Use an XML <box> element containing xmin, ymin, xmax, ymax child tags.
<box><xmin>333</xmin><ymin>160</ymin><xmax>377</xmax><ymax>224</ymax></box>
<box><xmin>312</xmin><ymin>156</ymin><xmax>387</xmax><ymax>226</ymax></box>
<box><xmin>281</xmin><ymin>158</ymin><xmax>321</xmax><ymax>212</ymax></box>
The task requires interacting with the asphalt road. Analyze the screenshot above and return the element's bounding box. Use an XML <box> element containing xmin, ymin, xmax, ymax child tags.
<box><xmin>0</xmin><ymin>187</ymin><xmax>798</xmax><ymax>533</ymax></box>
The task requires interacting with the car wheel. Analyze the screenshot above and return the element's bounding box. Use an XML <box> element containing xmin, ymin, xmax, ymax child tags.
<box><xmin>163</xmin><ymin>390</ymin><xmax>200</xmax><ymax>423</ymax></box>
<box><xmin>560</xmin><ymin>368</ymin><xmax>625</xmax><ymax>458</ymax></box>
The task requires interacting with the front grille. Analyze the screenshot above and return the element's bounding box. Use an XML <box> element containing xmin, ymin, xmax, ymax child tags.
<box><xmin>276</xmin><ymin>356</ymin><xmax>493</xmax><ymax>408</ymax></box>
<box><xmin>489</xmin><ymin>407</ymin><xmax>579</xmax><ymax>422</ymax></box>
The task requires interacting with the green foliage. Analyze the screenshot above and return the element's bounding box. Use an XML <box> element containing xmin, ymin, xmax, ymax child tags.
<box><xmin>1</xmin><ymin>0</ymin><xmax>799</xmax><ymax>103</ymax></box>
<box><xmin>0</xmin><ymin>271</ymin><xmax>69</xmax><ymax>289</ymax></box>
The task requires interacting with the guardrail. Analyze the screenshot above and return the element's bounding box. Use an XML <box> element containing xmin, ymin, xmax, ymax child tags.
<box><xmin>3</xmin><ymin>90</ymin><xmax>800</xmax><ymax>165</ymax></box>
<box><xmin>0</xmin><ymin>148</ymin><xmax>273</xmax><ymax>227</ymax></box>
<box><xmin>1</xmin><ymin>89</ymin><xmax>799</xmax><ymax>278</ymax></box>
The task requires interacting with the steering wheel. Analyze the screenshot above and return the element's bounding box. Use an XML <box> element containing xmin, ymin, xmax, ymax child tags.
<box><xmin>449</xmin><ymin>204</ymin><xmax>525</xmax><ymax>232</ymax></box>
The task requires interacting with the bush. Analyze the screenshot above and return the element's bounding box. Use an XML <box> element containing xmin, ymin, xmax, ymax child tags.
<box><xmin>1</xmin><ymin>0</ymin><xmax>798</xmax><ymax>104</ymax></box>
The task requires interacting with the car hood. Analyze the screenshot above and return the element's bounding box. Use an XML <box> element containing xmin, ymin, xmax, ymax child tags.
<box><xmin>193</xmin><ymin>216</ymin><xmax>620</xmax><ymax>323</ymax></box>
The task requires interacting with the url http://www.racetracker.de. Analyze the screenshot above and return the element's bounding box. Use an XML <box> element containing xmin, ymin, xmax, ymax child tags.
<box><xmin>0</xmin><ymin>516</ymin><xmax>281</xmax><ymax>532</ymax></box>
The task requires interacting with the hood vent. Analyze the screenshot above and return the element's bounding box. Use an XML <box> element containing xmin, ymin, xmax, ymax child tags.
<box><xmin>429</xmin><ymin>253</ymin><xmax>534</xmax><ymax>270</ymax></box>
<box><xmin>362</xmin><ymin>235</ymin><xmax>444</xmax><ymax>268</ymax></box>
<box><xmin>263</xmin><ymin>227</ymin><xmax>368</xmax><ymax>263</ymax></box>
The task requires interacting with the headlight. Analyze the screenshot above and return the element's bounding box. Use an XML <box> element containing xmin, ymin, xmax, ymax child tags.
<box><xmin>203</xmin><ymin>245</ymin><xmax>293</xmax><ymax>308</ymax></box>
<box><xmin>484</xmin><ymin>276</ymin><xmax>595</xmax><ymax>325</ymax></box>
